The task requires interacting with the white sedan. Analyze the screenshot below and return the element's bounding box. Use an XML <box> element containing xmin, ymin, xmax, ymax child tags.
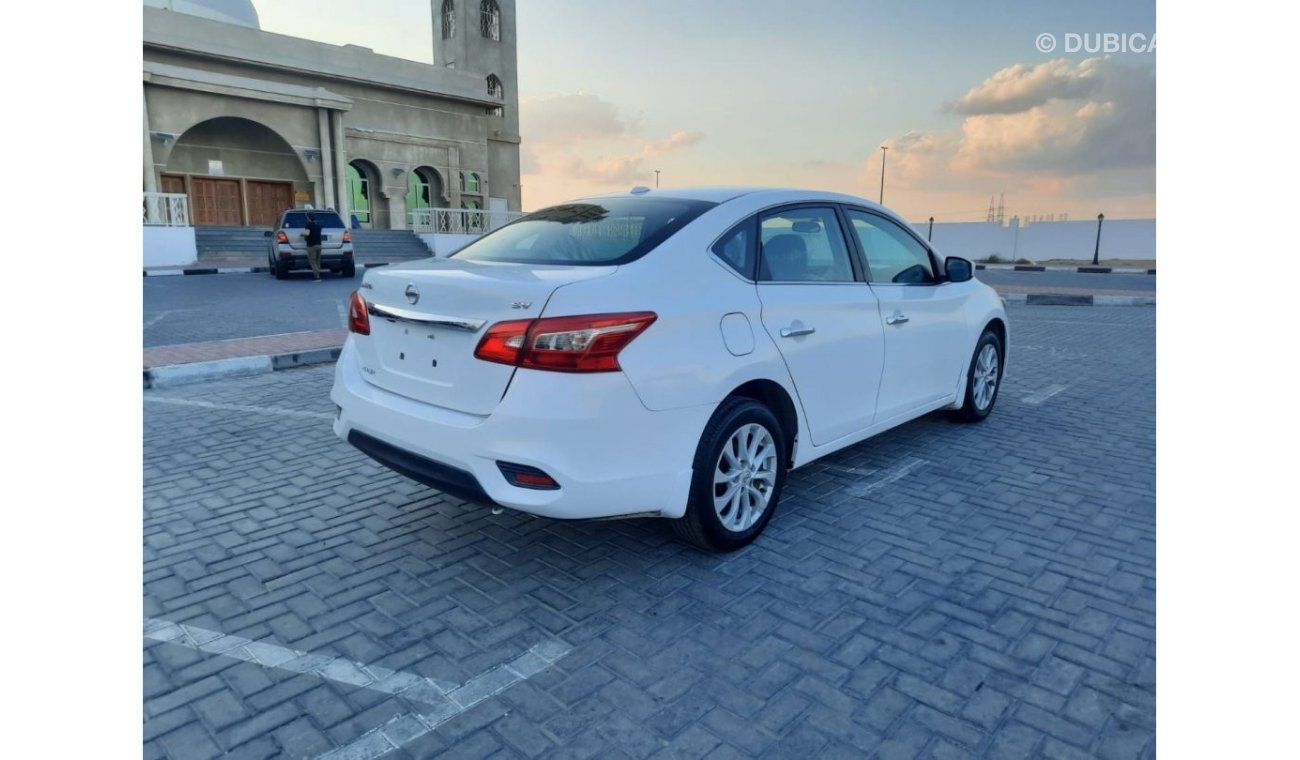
<box><xmin>331</xmin><ymin>187</ymin><xmax>1007</xmax><ymax>551</ymax></box>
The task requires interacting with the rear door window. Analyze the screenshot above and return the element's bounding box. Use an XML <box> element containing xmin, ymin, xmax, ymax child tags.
<box><xmin>757</xmin><ymin>207</ymin><xmax>855</xmax><ymax>283</ymax></box>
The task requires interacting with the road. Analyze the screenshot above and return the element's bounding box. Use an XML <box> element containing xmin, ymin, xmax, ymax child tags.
<box><xmin>144</xmin><ymin>269</ymin><xmax>1155</xmax><ymax>348</ymax></box>
<box><xmin>143</xmin><ymin>305</ymin><xmax>1155</xmax><ymax>759</ymax></box>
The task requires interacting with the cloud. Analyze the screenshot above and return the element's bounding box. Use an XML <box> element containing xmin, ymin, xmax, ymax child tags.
<box><xmin>886</xmin><ymin>56</ymin><xmax>1153</xmax><ymax>185</ymax></box>
<box><xmin>520</xmin><ymin>91</ymin><xmax>631</xmax><ymax>144</ymax></box>
<box><xmin>643</xmin><ymin>130</ymin><xmax>704</xmax><ymax>155</ymax></box>
<box><xmin>948</xmin><ymin>57</ymin><xmax>1106</xmax><ymax>115</ymax></box>
<box><xmin>520</xmin><ymin>93</ymin><xmax>704</xmax><ymax>189</ymax></box>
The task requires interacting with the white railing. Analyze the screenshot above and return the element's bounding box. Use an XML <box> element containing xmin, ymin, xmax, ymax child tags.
<box><xmin>409</xmin><ymin>207</ymin><xmax>525</xmax><ymax>234</ymax></box>
<box><xmin>143</xmin><ymin>192</ymin><xmax>190</xmax><ymax>226</ymax></box>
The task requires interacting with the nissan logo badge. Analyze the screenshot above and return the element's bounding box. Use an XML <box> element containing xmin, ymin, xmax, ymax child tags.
<box><xmin>405</xmin><ymin>284</ymin><xmax>420</xmax><ymax>305</ymax></box>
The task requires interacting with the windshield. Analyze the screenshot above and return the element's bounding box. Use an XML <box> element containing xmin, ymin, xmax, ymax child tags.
<box><xmin>451</xmin><ymin>197</ymin><xmax>716</xmax><ymax>266</ymax></box>
<box><xmin>282</xmin><ymin>211</ymin><xmax>345</xmax><ymax>228</ymax></box>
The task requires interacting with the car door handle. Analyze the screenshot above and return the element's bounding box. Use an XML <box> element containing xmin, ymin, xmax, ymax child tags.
<box><xmin>780</xmin><ymin>326</ymin><xmax>816</xmax><ymax>338</ymax></box>
<box><xmin>885</xmin><ymin>313</ymin><xmax>910</xmax><ymax>326</ymax></box>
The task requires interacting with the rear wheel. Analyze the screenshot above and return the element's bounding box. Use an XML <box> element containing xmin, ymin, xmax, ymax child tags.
<box><xmin>950</xmin><ymin>329</ymin><xmax>1003</xmax><ymax>422</ymax></box>
<box><xmin>273</xmin><ymin>260</ymin><xmax>288</xmax><ymax>280</ymax></box>
<box><xmin>672</xmin><ymin>398</ymin><xmax>787</xmax><ymax>552</ymax></box>
<box><xmin>342</xmin><ymin>261</ymin><xmax>356</xmax><ymax>278</ymax></box>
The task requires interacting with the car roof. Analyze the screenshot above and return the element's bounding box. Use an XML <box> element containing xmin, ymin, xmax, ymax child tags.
<box><xmin>571</xmin><ymin>186</ymin><xmax>894</xmax><ymax>214</ymax></box>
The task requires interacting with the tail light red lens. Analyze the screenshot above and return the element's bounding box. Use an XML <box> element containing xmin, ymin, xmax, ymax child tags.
<box><xmin>474</xmin><ymin>312</ymin><xmax>657</xmax><ymax>373</ymax></box>
<box><xmin>275</xmin><ymin>230</ymin><xmax>289</xmax><ymax>244</ymax></box>
<box><xmin>348</xmin><ymin>291</ymin><xmax>370</xmax><ymax>335</ymax></box>
<box><xmin>475</xmin><ymin>319</ymin><xmax>533</xmax><ymax>365</ymax></box>
<box><xmin>342</xmin><ymin>230</ymin><xmax>352</xmax><ymax>243</ymax></box>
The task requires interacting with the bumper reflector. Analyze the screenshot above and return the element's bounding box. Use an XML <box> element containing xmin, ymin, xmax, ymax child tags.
<box><xmin>497</xmin><ymin>461</ymin><xmax>560</xmax><ymax>490</ymax></box>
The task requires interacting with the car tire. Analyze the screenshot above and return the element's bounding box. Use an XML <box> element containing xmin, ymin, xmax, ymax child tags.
<box><xmin>273</xmin><ymin>260</ymin><xmax>288</xmax><ymax>280</ymax></box>
<box><xmin>950</xmin><ymin>328</ymin><xmax>1003</xmax><ymax>423</ymax></box>
<box><xmin>342</xmin><ymin>262</ymin><xmax>356</xmax><ymax>278</ymax></box>
<box><xmin>672</xmin><ymin>398</ymin><xmax>787</xmax><ymax>552</ymax></box>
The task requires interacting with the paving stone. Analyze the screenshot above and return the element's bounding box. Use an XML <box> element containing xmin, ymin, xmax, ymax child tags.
<box><xmin>142</xmin><ymin>306</ymin><xmax>1155</xmax><ymax>758</ymax></box>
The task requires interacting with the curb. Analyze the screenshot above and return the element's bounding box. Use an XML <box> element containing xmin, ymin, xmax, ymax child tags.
<box><xmin>143</xmin><ymin>262</ymin><xmax>395</xmax><ymax>277</ymax></box>
<box><xmin>1001</xmin><ymin>293</ymin><xmax>1156</xmax><ymax>307</ymax></box>
<box><xmin>144</xmin><ymin>346</ymin><xmax>342</xmax><ymax>389</ymax></box>
<box><xmin>976</xmin><ymin>264</ymin><xmax>1155</xmax><ymax>274</ymax></box>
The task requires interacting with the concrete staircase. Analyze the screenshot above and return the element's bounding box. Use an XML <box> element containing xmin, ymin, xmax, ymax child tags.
<box><xmin>195</xmin><ymin>226</ymin><xmax>269</xmax><ymax>260</ymax></box>
<box><xmin>193</xmin><ymin>226</ymin><xmax>434</xmax><ymax>266</ymax></box>
<box><xmin>350</xmin><ymin>229</ymin><xmax>435</xmax><ymax>260</ymax></box>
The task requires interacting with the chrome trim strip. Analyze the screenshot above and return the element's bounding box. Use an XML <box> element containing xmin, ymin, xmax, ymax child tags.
<box><xmin>367</xmin><ymin>302</ymin><xmax>486</xmax><ymax>332</ymax></box>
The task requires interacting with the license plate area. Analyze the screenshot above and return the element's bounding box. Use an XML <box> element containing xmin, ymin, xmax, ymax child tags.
<box><xmin>376</xmin><ymin>320</ymin><xmax>445</xmax><ymax>375</ymax></box>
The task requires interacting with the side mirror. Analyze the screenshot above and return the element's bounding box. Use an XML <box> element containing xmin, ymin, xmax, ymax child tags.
<box><xmin>945</xmin><ymin>256</ymin><xmax>973</xmax><ymax>283</ymax></box>
<box><xmin>263</xmin><ymin>230</ymin><xmax>272</xmax><ymax>237</ymax></box>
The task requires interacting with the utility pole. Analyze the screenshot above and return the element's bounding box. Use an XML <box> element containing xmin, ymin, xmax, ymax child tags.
<box><xmin>878</xmin><ymin>147</ymin><xmax>887</xmax><ymax>204</ymax></box>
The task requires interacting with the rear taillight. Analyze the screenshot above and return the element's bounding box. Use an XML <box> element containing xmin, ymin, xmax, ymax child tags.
<box><xmin>475</xmin><ymin>319</ymin><xmax>533</xmax><ymax>365</ymax></box>
<box><xmin>474</xmin><ymin>312</ymin><xmax>657</xmax><ymax>373</ymax></box>
<box><xmin>276</xmin><ymin>230</ymin><xmax>289</xmax><ymax>244</ymax></box>
<box><xmin>342</xmin><ymin>230</ymin><xmax>352</xmax><ymax>243</ymax></box>
<box><xmin>348</xmin><ymin>291</ymin><xmax>370</xmax><ymax>335</ymax></box>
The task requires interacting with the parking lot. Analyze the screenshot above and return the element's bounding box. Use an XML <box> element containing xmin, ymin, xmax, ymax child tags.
<box><xmin>143</xmin><ymin>304</ymin><xmax>1155</xmax><ymax>759</ymax></box>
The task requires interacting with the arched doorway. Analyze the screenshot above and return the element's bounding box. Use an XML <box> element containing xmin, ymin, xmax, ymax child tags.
<box><xmin>164</xmin><ymin>116</ymin><xmax>308</xmax><ymax>226</ymax></box>
<box><xmin>407</xmin><ymin>166</ymin><xmax>446</xmax><ymax>227</ymax></box>
<box><xmin>347</xmin><ymin>159</ymin><xmax>382</xmax><ymax>229</ymax></box>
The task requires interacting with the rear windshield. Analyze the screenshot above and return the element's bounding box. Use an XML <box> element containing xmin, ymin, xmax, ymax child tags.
<box><xmin>451</xmin><ymin>197</ymin><xmax>716</xmax><ymax>266</ymax></box>
<box><xmin>281</xmin><ymin>211</ymin><xmax>345</xmax><ymax>228</ymax></box>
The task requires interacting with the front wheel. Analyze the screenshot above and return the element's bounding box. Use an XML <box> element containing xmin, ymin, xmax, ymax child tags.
<box><xmin>672</xmin><ymin>398</ymin><xmax>787</xmax><ymax>552</ymax></box>
<box><xmin>950</xmin><ymin>329</ymin><xmax>1004</xmax><ymax>422</ymax></box>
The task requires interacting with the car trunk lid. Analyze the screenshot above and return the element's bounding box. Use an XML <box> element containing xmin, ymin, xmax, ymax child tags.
<box><xmin>353</xmin><ymin>258</ymin><xmax>616</xmax><ymax>415</ymax></box>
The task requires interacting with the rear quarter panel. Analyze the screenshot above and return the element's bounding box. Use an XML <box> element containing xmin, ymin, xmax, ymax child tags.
<box><xmin>536</xmin><ymin>202</ymin><xmax>799</xmax><ymax>415</ymax></box>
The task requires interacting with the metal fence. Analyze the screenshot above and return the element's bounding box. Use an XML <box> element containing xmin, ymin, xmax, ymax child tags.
<box><xmin>143</xmin><ymin>193</ymin><xmax>191</xmax><ymax>226</ymax></box>
<box><xmin>409</xmin><ymin>208</ymin><xmax>524</xmax><ymax>234</ymax></box>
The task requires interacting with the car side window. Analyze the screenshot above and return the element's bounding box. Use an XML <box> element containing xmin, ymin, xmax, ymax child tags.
<box><xmin>845</xmin><ymin>209</ymin><xmax>936</xmax><ymax>284</ymax></box>
<box><xmin>757</xmin><ymin>207</ymin><xmax>854</xmax><ymax>283</ymax></box>
<box><xmin>711</xmin><ymin>218</ymin><xmax>757</xmax><ymax>279</ymax></box>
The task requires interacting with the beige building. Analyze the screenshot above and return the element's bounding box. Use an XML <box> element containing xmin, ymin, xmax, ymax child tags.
<box><xmin>143</xmin><ymin>0</ymin><xmax>521</xmax><ymax>230</ymax></box>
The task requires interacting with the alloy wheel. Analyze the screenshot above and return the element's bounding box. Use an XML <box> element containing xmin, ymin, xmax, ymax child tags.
<box><xmin>712</xmin><ymin>423</ymin><xmax>778</xmax><ymax>532</ymax></box>
<box><xmin>973</xmin><ymin>343</ymin><xmax>1000</xmax><ymax>410</ymax></box>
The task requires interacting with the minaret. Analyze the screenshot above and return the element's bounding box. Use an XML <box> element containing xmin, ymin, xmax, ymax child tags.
<box><xmin>432</xmin><ymin>1</ymin><xmax>519</xmax><ymax>138</ymax></box>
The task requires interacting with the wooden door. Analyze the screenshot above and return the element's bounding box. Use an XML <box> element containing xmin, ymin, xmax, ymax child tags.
<box><xmin>191</xmin><ymin>177</ymin><xmax>243</xmax><ymax>226</ymax></box>
<box><xmin>246</xmin><ymin>181</ymin><xmax>293</xmax><ymax>227</ymax></box>
<box><xmin>160</xmin><ymin>175</ymin><xmax>185</xmax><ymax>194</ymax></box>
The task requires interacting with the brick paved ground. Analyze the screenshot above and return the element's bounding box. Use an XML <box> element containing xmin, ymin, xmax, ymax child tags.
<box><xmin>143</xmin><ymin>304</ymin><xmax>1155</xmax><ymax>759</ymax></box>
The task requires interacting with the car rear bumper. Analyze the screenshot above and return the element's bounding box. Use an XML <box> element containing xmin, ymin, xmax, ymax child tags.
<box><xmin>276</xmin><ymin>250</ymin><xmax>352</xmax><ymax>269</ymax></box>
<box><xmin>330</xmin><ymin>340</ymin><xmax>709</xmax><ymax>520</ymax></box>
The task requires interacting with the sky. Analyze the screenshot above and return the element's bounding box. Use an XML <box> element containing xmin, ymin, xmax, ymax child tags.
<box><xmin>256</xmin><ymin>0</ymin><xmax>1156</xmax><ymax>220</ymax></box>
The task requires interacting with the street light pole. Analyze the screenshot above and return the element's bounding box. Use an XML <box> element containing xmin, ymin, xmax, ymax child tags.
<box><xmin>1093</xmin><ymin>213</ymin><xmax>1105</xmax><ymax>266</ymax></box>
<box><xmin>654</xmin><ymin>169</ymin><xmax>660</xmax><ymax>189</ymax></box>
<box><xmin>879</xmin><ymin>147</ymin><xmax>887</xmax><ymax>204</ymax></box>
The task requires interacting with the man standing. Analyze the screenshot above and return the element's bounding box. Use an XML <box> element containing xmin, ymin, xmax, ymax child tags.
<box><xmin>302</xmin><ymin>212</ymin><xmax>324</xmax><ymax>281</ymax></box>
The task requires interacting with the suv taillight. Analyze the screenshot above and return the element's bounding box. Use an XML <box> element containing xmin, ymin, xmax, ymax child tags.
<box><xmin>275</xmin><ymin>230</ymin><xmax>289</xmax><ymax>244</ymax></box>
<box><xmin>474</xmin><ymin>312</ymin><xmax>657</xmax><ymax>372</ymax></box>
<box><xmin>348</xmin><ymin>291</ymin><xmax>370</xmax><ymax>335</ymax></box>
<box><xmin>342</xmin><ymin>230</ymin><xmax>352</xmax><ymax>243</ymax></box>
